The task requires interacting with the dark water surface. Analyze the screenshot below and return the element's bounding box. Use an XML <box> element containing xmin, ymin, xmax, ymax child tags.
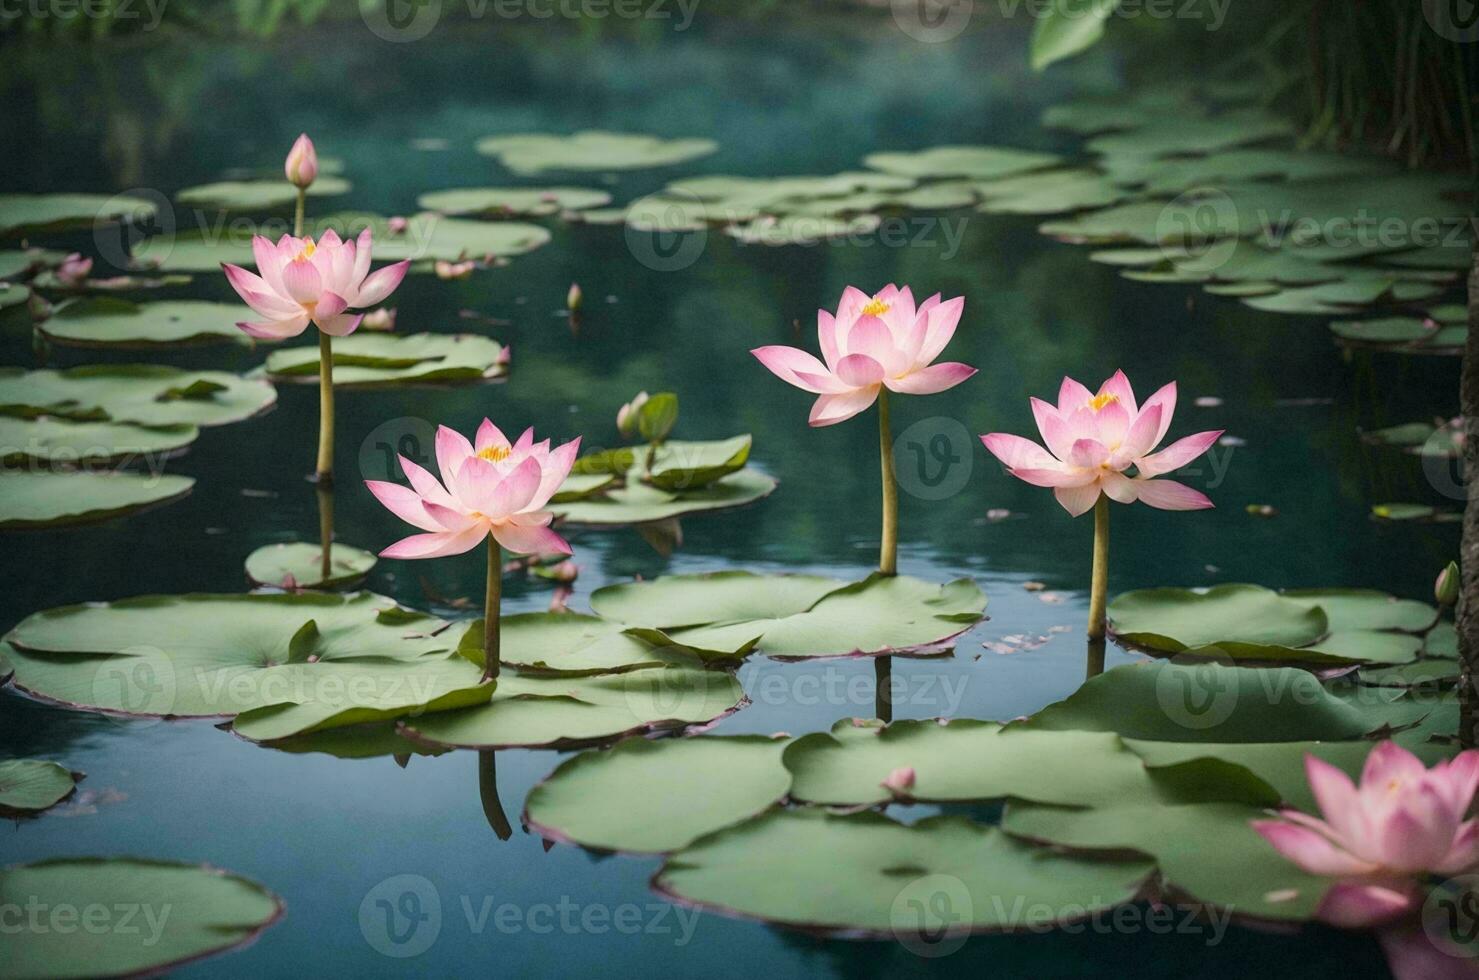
<box><xmin>0</xmin><ymin>14</ymin><xmax>1460</xmax><ymax>978</ymax></box>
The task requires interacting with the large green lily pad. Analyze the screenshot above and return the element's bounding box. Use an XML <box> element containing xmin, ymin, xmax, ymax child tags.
<box><xmin>549</xmin><ymin>469</ymin><xmax>776</xmax><ymax>527</ymax></box>
<box><xmin>401</xmin><ymin>665</ymin><xmax>746</xmax><ymax>750</ymax></box>
<box><xmin>524</xmin><ymin>735</ymin><xmax>791</xmax><ymax>854</ymax></box>
<box><xmin>1085</xmin><ymin>109</ymin><xmax>1296</xmax><ymax>159</ymax></box>
<box><xmin>590</xmin><ymin>571</ymin><xmax>987</xmax><ymax>661</ymax></box>
<box><xmin>654</xmin><ymin>808</ymin><xmax>1153</xmax><ymax>937</ymax></box>
<box><xmin>417</xmin><ymin>186</ymin><xmax>613</xmax><ymax>217</ymax></box>
<box><xmin>458</xmin><ymin>613</ymin><xmax>698</xmax><ymax>675</ymax></box>
<box><xmin>0</xmin><ymin>470</ymin><xmax>195</xmax><ymax>530</ymax></box>
<box><xmin>37</xmin><ymin>299</ymin><xmax>247</xmax><ymax>349</ymax></box>
<box><xmin>260</xmin><ymin>333</ymin><xmax>507</xmax><ymax>387</ymax></box>
<box><xmin>0</xmin><ymin>365</ymin><xmax>277</xmax><ymax>428</ymax></box>
<box><xmin>2</xmin><ymin>857</ymin><xmax>283</xmax><ymax>978</ymax></box>
<box><xmin>567</xmin><ymin>436</ymin><xmax>754</xmax><ymax>492</ymax></box>
<box><xmin>0</xmin><ymin>759</ymin><xmax>79</xmax><ymax>813</ymax></box>
<box><xmin>783</xmin><ymin>719</ymin><xmax>1150</xmax><ymax>808</ymax></box>
<box><xmin>4</xmin><ymin>591</ymin><xmax>462</xmax><ymax>719</ymax></box>
<box><xmin>975</xmin><ymin>168</ymin><xmax>1131</xmax><ymax>215</ymax></box>
<box><xmin>1331</xmin><ymin>314</ymin><xmax>1465</xmax><ymax>355</ymax></box>
<box><xmin>0</xmin><ymin>416</ymin><xmax>197</xmax><ymax>467</ymax></box>
<box><xmin>174</xmin><ymin>176</ymin><xmax>351</xmax><ymax>212</ymax></box>
<box><xmin>244</xmin><ymin>542</ymin><xmax>377</xmax><ymax>590</ymax></box>
<box><xmin>476</xmin><ymin>131</ymin><xmax>718</xmax><ymax>174</ymax></box>
<box><xmin>0</xmin><ymin>193</ymin><xmax>157</xmax><ymax>238</ymax></box>
<box><xmin>863</xmin><ymin>146</ymin><xmax>1061</xmax><ymax>181</ymax></box>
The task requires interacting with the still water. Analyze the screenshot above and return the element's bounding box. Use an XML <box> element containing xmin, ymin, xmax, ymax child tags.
<box><xmin>0</xmin><ymin>13</ymin><xmax>1459</xmax><ymax>977</ymax></box>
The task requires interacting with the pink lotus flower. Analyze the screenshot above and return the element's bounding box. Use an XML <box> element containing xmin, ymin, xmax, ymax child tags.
<box><xmin>980</xmin><ymin>371</ymin><xmax>1223</xmax><ymax>516</ymax></box>
<box><xmin>221</xmin><ymin>228</ymin><xmax>409</xmax><ymax>340</ymax></box>
<box><xmin>752</xmin><ymin>285</ymin><xmax>976</xmax><ymax>427</ymax></box>
<box><xmin>285</xmin><ymin>134</ymin><xmax>317</xmax><ymax>189</ymax></box>
<box><xmin>1252</xmin><ymin>742</ymin><xmax>1479</xmax><ymax>929</ymax></box>
<box><xmin>55</xmin><ymin>253</ymin><xmax>92</xmax><ymax>287</ymax></box>
<box><xmin>367</xmin><ymin>419</ymin><xmax>579</xmax><ymax>559</ymax></box>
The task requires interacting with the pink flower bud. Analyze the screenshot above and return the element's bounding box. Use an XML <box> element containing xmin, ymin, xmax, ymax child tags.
<box><xmin>362</xmin><ymin>307</ymin><xmax>397</xmax><ymax>332</ymax></box>
<box><xmin>1436</xmin><ymin>561</ymin><xmax>1460</xmax><ymax>607</ymax></box>
<box><xmin>387</xmin><ymin>216</ymin><xmax>409</xmax><ymax>236</ymax></box>
<box><xmin>55</xmin><ymin>253</ymin><xmax>92</xmax><ymax>287</ymax></box>
<box><xmin>881</xmin><ymin>766</ymin><xmax>916</xmax><ymax>794</ymax></box>
<box><xmin>567</xmin><ymin>282</ymin><xmax>583</xmax><ymax>312</ymax></box>
<box><xmin>285</xmin><ymin>134</ymin><xmax>318</xmax><ymax>189</ymax></box>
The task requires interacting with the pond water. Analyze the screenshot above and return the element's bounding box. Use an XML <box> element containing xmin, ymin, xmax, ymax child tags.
<box><xmin>0</xmin><ymin>13</ymin><xmax>1460</xmax><ymax>978</ymax></box>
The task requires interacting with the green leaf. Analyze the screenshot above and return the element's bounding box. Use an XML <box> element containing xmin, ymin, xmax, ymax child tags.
<box><xmin>549</xmin><ymin>468</ymin><xmax>776</xmax><ymax>526</ymax></box>
<box><xmin>476</xmin><ymin>131</ymin><xmax>718</xmax><ymax>174</ymax></box>
<box><xmin>417</xmin><ymin>186</ymin><xmax>612</xmax><ymax>216</ymax></box>
<box><xmin>863</xmin><ymin>146</ymin><xmax>1061</xmax><ymax>181</ymax></box>
<box><xmin>0</xmin><ymin>470</ymin><xmax>195</xmax><ymax>529</ymax></box>
<box><xmin>2</xmin><ymin>858</ymin><xmax>283</xmax><ymax>977</ymax></box>
<box><xmin>458</xmin><ymin>612</ymin><xmax>698</xmax><ymax>675</ymax></box>
<box><xmin>0</xmin><ymin>193</ymin><xmax>156</xmax><ymax>238</ymax></box>
<box><xmin>0</xmin><ymin>759</ymin><xmax>79</xmax><ymax>813</ymax></box>
<box><xmin>525</xmin><ymin>735</ymin><xmax>792</xmax><ymax>853</ymax></box>
<box><xmin>591</xmin><ymin>571</ymin><xmax>986</xmax><ymax>661</ymax></box>
<box><xmin>1030</xmin><ymin>0</ymin><xmax>1120</xmax><ymax>71</ymax></box>
<box><xmin>637</xmin><ymin>392</ymin><xmax>678</xmax><ymax>444</ymax></box>
<box><xmin>174</xmin><ymin>176</ymin><xmax>350</xmax><ymax>212</ymax></box>
<box><xmin>0</xmin><ymin>365</ymin><xmax>276</xmax><ymax>428</ymax></box>
<box><xmin>1282</xmin><ymin>589</ymin><xmax>1437</xmax><ymax>632</ymax></box>
<box><xmin>39</xmin><ymin>299</ymin><xmax>247</xmax><ymax>349</ymax></box>
<box><xmin>974</xmin><ymin>168</ymin><xmax>1131</xmax><ymax>215</ymax></box>
<box><xmin>655</xmin><ymin>808</ymin><xmax>1153</xmax><ymax>936</ymax></box>
<box><xmin>244</xmin><ymin>542</ymin><xmax>377</xmax><ymax>589</ymax></box>
<box><xmin>0</xmin><ymin>416</ymin><xmax>197</xmax><ymax>467</ymax></box>
<box><xmin>261</xmin><ymin>333</ymin><xmax>507</xmax><ymax>387</ymax></box>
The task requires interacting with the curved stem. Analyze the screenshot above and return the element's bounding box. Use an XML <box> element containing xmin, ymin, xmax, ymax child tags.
<box><xmin>878</xmin><ymin>390</ymin><xmax>898</xmax><ymax>577</ymax></box>
<box><xmin>483</xmin><ymin>536</ymin><xmax>502</xmax><ymax>682</ymax></box>
<box><xmin>1087</xmin><ymin>495</ymin><xmax>1110</xmax><ymax>639</ymax></box>
<box><xmin>477</xmin><ymin>751</ymin><xmax>512</xmax><ymax>841</ymax></box>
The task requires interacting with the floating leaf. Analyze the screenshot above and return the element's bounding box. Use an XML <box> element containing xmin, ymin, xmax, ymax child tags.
<box><xmin>863</xmin><ymin>146</ymin><xmax>1061</xmax><ymax>181</ymax></box>
<box><xmin>655</xmin><ymin>808</ymin><xmax>1153</xmax><ymax>936</ymax></box>
<box><xmin>0</xmin><ymin>193</ymin><xmax>156</xmax><ymax>238</ymax></box>
<box><xmin>402</xmin><ymin>664</ymin><xmax>745</xmax><ymax>749</ymax></box>
<box><xmin>244</xmin><ymin>542</ymin><xmax>377</xmax><ymax>590</ymax></box>
<box><xmin>550</xmin><ymin>469</ymin><xmax>776</xmax><ymax>526</ymax></box>
<box><xmin>725</xmin><ymin>214</ymin><xmax>880</xmax><ymax>246</ymax></box>
<box><xmin>525</xmin><ymin>736</ymin><xmax>791</xmax><ymax>853</ymax></box>
<box><xmin>1029</xmin><ymin>0</ymin><xmax>1119</xmax><ymax>71</ymax></box>
<box><xmin>0</xmin><ymin>283</ymin><xmax>31</xmax><ymax>311</ymax></box>
<box><xmin>975</xmin><ymin>168</ymin><xmax>1130</xmax><ymax>215</ymax></box>
<box><xmin>1426</xmin><ymin>622</ymin><xmax>1458</xmax><ymax>659</ymax></box>
<box><xmin>1372</xmin><ymin>502</ymin><xmax>1460</xmax><ymax>523</ymax></box>
<box><xmin>174</xmin><ymin>176</ymin><xmax>351</xmax><ymax>212</ymax></box>
<box><xmin>0</xmin><ymin>365</ymin><xmax>276</xmax><ymax>428</ymax></box>
<box><xmin>37</xmin><ymin>299</ymin><xmax>246</xmax><ymax>349</ymax></box>
<box><xmin>2</xmin><ymin>857</ymin><xmax>283</xmax><ymax>977</ymax></box>
<box><xmin>457</xmin><ymin>612</ymin><xmax>696</xmax><ymax>675</ymax></box>
<box><xmin>261</xmin><ymin>333</ymin><xmax>506</xmax><ymax>387</ymax></box>
<box><xmin>0</xmin><ymin>470</ymin><xmax>194</xmax><ymax>529</ymax></box>
<box><xmin>1282</xmin><ymin>589</ymin><xmax>1436</xmax><ymax>633</ymax></box>
<box><xmin>0</xmin><ymin>759</ymin><xmax>79</xmax><ymax>813</ymax></box>
<box><xmin>1360</xmin><ymin>420</ymin><xmax>1461</xmax><ymax>457</ymax></box>
<box><xmin>0</xmin><ymin>416</ymin><xmax>197</xmax><ymax>467</ymax></box>
<box><xmin>1086</xmin><ymin>109</ymin><xmax>1296</xmax><ymax>159</ymax></box>
<box><xmin>476</xmin><ymin>131</ymin><xmax>718</xmax><ymax>174</ymax></box>
<box><xmin>1107</xmin><ymin>149</ymin><xmax>1394</xmax><ymax>195</ymax></box>
<box><xmin>591</xmin><ymin>571</ymin><xmax>986</xmax><ymax>661</ymax></box>
<box><xmin>417</xmin><ymin>186</ymin><xmax>613</xmax><ymax>217</ymax></box>
<box><xmin>783</xmin><ymin>719</ymin><xmax>1150</xmax><ymax>807</ymax></box>
<box><xmin>1330</xmin><ymin>315</ymin><xmax>1464</xmax><ymax>355</ymax></box>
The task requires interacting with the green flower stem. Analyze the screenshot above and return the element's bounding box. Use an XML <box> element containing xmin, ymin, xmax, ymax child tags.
<box><xmin>483</xmin><ymin>536</ymin><xmax>503</xmax><ymax>682</ymax></box>
<box><xmin>878</xmin><ymin>390</ymin><xmax>898</xmax><ymax>577</ymax></box>
<box><xmin>478</xmin><ymin>751</ymin><xmax>512</xmax><ymax>840</ymax></box>
<box><xmin>315</xmin><ymin>331</ymin><xmax>334</xmax><ymax>483</ymax></box>
<box><xmin>874</xmin><ymin>656</ymin><xmax>893</xmax><ymax>724</ymax></box>
<box><xmin>293</xmin><ymin>188</ymin><xmax>305</xmax><ymax>239</ymax></box>
<box><xmin>1085</xmin><ymin>636</ymin><xmax>1106</xmax><ymax>680</ymax></box>
<box><xmin>1088</xmin><ymin>494</ymin><xmax>1110</xmax><ymax>639</ymax></box>
<box><xmin>316</xmin><ymin>482</ymin><xmax>334</xmax><ymax>581</ymax></box>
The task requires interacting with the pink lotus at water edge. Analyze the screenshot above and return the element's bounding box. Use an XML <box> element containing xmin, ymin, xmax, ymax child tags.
<box><xmin>1252</xmin><ymin>742</ymin><xmax>1479</xmax><ymax>928</ymax></box>
<box><xmin>367</xmin><ymin>420</ymin><xmax>579</xmax><ymax>559</ymax></box>
<box><xmin>980</xmin><ymin>371</ymin><xmax>1223</xmax><ymax>516</ymax></box>
<box><xmin>221</xmin><ymin>228</ymin><xmax>409</xmax><ymax>340</ymax></box>
<box><xmin>752</xmin><ymin>284</ymin><xmax>976</xmax><ymax>426</ymax></box>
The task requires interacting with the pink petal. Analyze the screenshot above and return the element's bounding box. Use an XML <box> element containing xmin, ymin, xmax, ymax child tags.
<box><xmin>421</xmin><ymin>500</ymin><xmax>478</xmax><ymax>532</ymax></box>
<box><xmin>981</xmin><ymin>433</ymin><xmax>1059</xmax><ymax>471</ymax></box>
<box><xmin>752</xmin><ymin>346</ymin><xmax>846</xmax><ymax>394</ymax></box>
<box><xmin>476</xmin><ymin>419</ymin><xmax>509</xmax><ymax>453</ymax></box>
<box><xmin>352</xmin><ymin>227</ymin><xmax>373</xmax><ymax>285</ymax></box>
<box><xmin>1306</xmin><ymin>755</ymin><xmax>1363</xmax><ymax>841</ymax></box>
<box><xmin>1251</xmin><ymin>819</ymin><xmax>1377</xmax><ymax>876</ymax></box>
<box><xmin>312</xmin><ymin>290</ymin><xmax>349</xmax><ymax>322</ymax></box>
<box><xmin>222</xmin><ymin>264</ymin><xmax>298</xmax><ymax>318</ymax></box>
<box><xmin>1100</xmin><ymin>470</ymin><xmax>1139</xmax><ymax>503</ymax></box>
<box><xmin>1067</xmin><ymin>438</ymin><xmax>1112</xmax><ymax>469</ymax></box>
<box><xmin>1091</xmin><ymin>398</ymin><xmax>1132</xmax><ymax>448</ymax></box>
<box><xmin>489</xmin><ymin>457</ymin><xmax>543</xmax><ymax>518</ymax></box>
<box><xmin>1316</xmin><ymin>881</ymin><xmax>1417</xmax><ymax>929</ymax></box>
<box><xmin>834</xmin><ymin>285</ymin><xmax>872</xmax><ymax>324</ymax></box>
<box><xmin>1377</xmin><ymin>926</ymin><xmax>1476</xmax><ymax>980</ymax></box>
<box><xmin>380</xmin><ymin>523</ymin><xmax>488</xmax><ymax>560</ymax></box>
<box><xmin>532</xmin><ymin>438</ymin><xmax>581</xmax><ymax>510</ymax></box>
<box><xmin>808</xmin><ymin>387</ymin><xmax>879</xmax><ymax>427</ymax></box>
<box><xmin>1380</xmin><ymin>801</ymin><xmax>1455</xmax><ymax>872</ymax></box>
<box><xmin>1133</xmin><ymin>478</ymin><xmax>1213</xmax><ymax>511</ymax></box>
<box><xmin>1438</xmin><ymin>819</ymin><xmax>1479</xmax><ymax>875</ymax></box>
<box><xmin>436</xmin><ymin>425</ymin><xmax>475</xmax><ymax>488</ymax></box>
<box><xmin>1053</xmin><ymin>482</ymin><xmax>1101</xmax><ymax>517</ymax></box>
<box><xmin>1136</xmin><ymin>430</ymin><xmax>1222</xmax><ymax>478</ymax></box>
<box><xmin>1117</xmin><ymin>405</ymin><xmax>1164</xmax><ymax>462</ymax></box>
<box><xmin>913</xmin><ymin>295</ymin><xmax>964</xmax><ymax>367</ymax></box>
<box><xmin>236</xmin><ymin>315</ymin><xmax>310</xmax><ymax>340</ymax></box>
<box><xmin>884</xmin><ymin>362</ymin><xmax>977</xmax><ymax>395</ymax></box>
<box><xmin>492</xmin><ymin>522</ymin><xmax>572</xmax><ymax>557</ymax></box>
<box><xmin>1362</xmin><ymin>741</ymin><xmax>1428</xmax><ymax>790</ymax></box>
<box><xmin>364</xmin><ymin>479</ymin><xmax>441</xmax><ymax>532</ymax></box>
<box><xmin>1057</xmin><ymin>377</ymin><xmax>1094</xmax><ymax>414</ymax></box>
<box><xmin>1097</xmin><ymin>370</ymin><xmax>1138</xmax><ymax>414</ymax></box>
<box><xmin>844</xmin><ymin>315</ymin><xmax>899</xmax><ymax>369</ymax></box>
<box><xmin>316</xmin><ymin>312</ymin><xmax>363</xmax><ymax>337</ymax></box>
<box><xmin>354</xmin><ymin>260</ymin><xmax>410</xmax><ymax>308</ymax></box>
<box><xmin>834</xmin><ymin>353</ymin><xmax>886</xmax><ymax>387</ymax></box>
<box><xmin>1032</xmin><ymin>399</ymin><xmax>1075</xmax><ymax>461</ymax></box>
<box><xmin>1013</xmin><ymin>466</ymin><xmax>1098</xmax><ymax>488</ymax></box>
<box><xmin>817</xmin><ymin>309</ymin><xmax>842</xmax><ymax>370</ymax></box>
<box><xmin>279</xmin><ymin>258</ymin><xmax>322</xmax><ymax>304</ymax></box>
<box><xmin>455</xmin><ymin>455</ymin><xmax>503</xmax><ymax>514</ymax></box>
<box><xmin>399</xmin><ymin>454</ymin><xmax>455</xmax><ymax>509</ymax></box>
<box><xmin>1139</xmin><ymin>381</ymin><xmax>1177</xmax><ymax>446</ymax></box>
<box><xmin>252</xmin><ymin>236</ymin><xmax>285</xmax><ymax>292</ymax></box>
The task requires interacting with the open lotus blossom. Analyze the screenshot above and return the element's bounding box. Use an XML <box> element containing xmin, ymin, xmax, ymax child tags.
<box><xmin>752</xmin><ymin>284</ymin><xmax>976</xmax><ymax>427</ymax></box>
<box><xmin>367</xmin><ymin>420</ymin><xmax>579</xmax><ymax>560</ymax></box>
<box><xmin>980</xmin><ymin>371</ymin><xmax>1223</xmax><ymax>516</ymax></box>
<box><xmin>1252</xmin><ymin>742</ymin><xmax>1479</xmax><ymax>929</ymax></box>
<box><xmin>221</xmin><ymin>228</ymin><xmax>409</xmax><ymax>340</ymax></box>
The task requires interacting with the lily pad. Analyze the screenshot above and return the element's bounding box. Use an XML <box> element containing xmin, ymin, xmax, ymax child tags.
<box><xmin>0</xmin><ymin>283</ymin><xmax>31</xmax><ymax>311</ymax></box>
<box><xmin>0</xmin><ymin>365</ymin><xmax>276</xmax><ymax>428</ymax></box>
<box><xmin>1085</xmin><ymin>109</ymin><xmax>1296</xmax><ymax>159</ymax></box>
<box><xmin>37</xmin><ymin>299</ymin><xmax>247</xmax><ymax>349</ymax></box>
<box><xmin>0</xmin><ymin>759</ymin><xmax>79</xmax><ymax>813</ymax></box>
<box><xmin>549</xmin><ymin>469</ymin><xmax>776</xmax><ymax>527</ymax></box>
<box><xmin>0</xmin><ymin>416</ymin><xmax>197</xmax><ymax>467</ymax></box>
<box><xmin>975</xmin><ymin>168</ymin><xmax>1131</xmax><ymax>215</ymax></box>
<box><xmin>783</xmin><ymin>719</ymin><xmax>1150</xmax><ymax>808</ymax></box>
<box><xmin>0</xmin><ymin>193</ymin><xmax>157</xmax><ymax>238</ymax></box>
<box><xmin>401</xmin><ymin>664</ymin><xmax>746</xmax><ymax>750</ymax></box>
<box><xmin>590</xmin><ymin>571</ymin><xmax>986</xmax><ymax>661</ymax></box>
<box><xmin>726</xmin><ymin>214</ymin><xmax>880</xmax><ymax>246</ymax></box>
<box><xmin>2</xmin><ymin>857</ymin><xmax>283</xmax><ymax>978</ymax></box>
<box><xmin>458</xmin><ymin>613</ymin><xmax>697</xmax><ymax>675</ymax></box>
<box><xmin>260</xmin><ymin>333</ymin><xmax>507</xmax><ymax>387</ymax></box>
<box><xmin>174</xmin><ymin>176</ymin><xmax>351</xmax><ymax>212</ymax></box>
<box><xmin>524</xmin><ymin>735</ymin><xmax>791</xmax><ymax>854</ymax></box>
<box><xmin>654</xmin><ymin>808</ymin><xmax>1153</xmax><ymax>937</ymax></box>
<box><xmin>1425</xmin><ymin>622</ymin><xmax>1458</xmax><ymax>659</ymax></box>
<box><xmin>476</xmin><ymin>131</ymin><xmax>718</xmax><ymax>174</ymax></box>
<box><xmin>1361</xmin><ymin>420</ymin><xmax>1461</xmax><ymax>457</ymax></box>
<box><xmin>0</xmin><ymin>469</ymin><xmax>195</xmax><ymax>529</ymax></box>
<box><xmin>863</xmin><ymin>146</ymin><xmax>1061</xmax><ymax>181</ymax></box>
<box><xmin>1360</xmin><ymin>659</ymin><xmax>1460</xmax><ymax>690</ymax></box>
<box><xmin>244</xmin><ymin>542</ymin><xmax>377</xmax><ymax>590</ymax></box>
<box><xmin>1331</xmin><ymin>315</ymin><xmax>1464</xmax><ymax>355</ymax></box>
<box><xmin>4</xmin><ymin>591</ymin><xmax>462</xmax><ymax>719</ymax></box>
<box><xmin>417</xmin><ymin>186</ymin><xmax>613</xmax><ymax>217</ymax></box>
<box><xmin>1282</xmin><ymin>588</ymin><xmax>1436</xmax><ymax>632</ymax></box>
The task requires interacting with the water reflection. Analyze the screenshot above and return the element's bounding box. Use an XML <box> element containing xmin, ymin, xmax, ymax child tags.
<box><xmin>478</xmin><ymin>750</ymin><xmax>513</xmax><ymax>841</ymax></box>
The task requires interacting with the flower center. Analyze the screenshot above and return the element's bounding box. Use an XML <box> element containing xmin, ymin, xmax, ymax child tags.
<box><xmin>477</xmin><ymin>444</ymin><xmax>511</xmax><ymax>463</ymax></box>
<box><xmin>1088</xmin><ymin>392</ymin><xmax>1119</xmax><ymax>412</ymax></box>
<box><xmin>860</xmin><ymin>297</ymin><xmax>890</xmax><ymax>317</ymax></box>
<box><xmin>293</xmin><ymin>239</ymin><xmax>317</xmax><ymax>262</ymax></box>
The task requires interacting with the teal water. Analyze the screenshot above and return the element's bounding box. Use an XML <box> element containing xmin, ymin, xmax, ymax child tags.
<box><xmin>0</xmin><ymin>13</ymin><xmax>1461</xmax><ymax>977</ymax></box>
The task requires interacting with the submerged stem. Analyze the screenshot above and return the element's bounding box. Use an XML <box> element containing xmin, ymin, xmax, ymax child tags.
<box><xmin>874</xmin><ymin>655</ymin><xmax>893</xmax><ymax>724</ymax></box>
<box><xmin>878</xmin><ymin>389</ymin><xmax>898</xmax><ymax>577</ymax></box>
<box><xmin>316</xmin><ymin>482</ymin><xmax>333</xmax><ymax>582</ymax></box>
<box><xmin>483</xmin><ymin>536</ymin><xmax>502</xmax><ymax>682</ymax></box>
<box><xmin>1088</xmin><ymin>494</ymin><xmax>1110</xmax><ymax>639</ymax></box>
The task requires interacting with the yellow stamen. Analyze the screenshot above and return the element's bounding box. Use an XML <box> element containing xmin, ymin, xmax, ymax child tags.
<box><xmin>294</xmin><ymin>238</ymin><xmax>317</xmax><ymax>262</ymax></box>
<box><xmin>860</xmin><ymin>296</ymin><xmax>891</xmax><ymax>317</ymax></box>
<box><xmin>1088</xmin><ymin>392</ymin><xmax>1119</xmax><ymax>412</ymax></box>
<box><xmin>477</xmin><ymin>444</ymin><xmax>511</xmax><ymax>463</ymax></box>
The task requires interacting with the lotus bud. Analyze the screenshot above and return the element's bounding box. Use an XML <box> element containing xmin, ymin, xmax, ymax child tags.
<box><xmin>1436</xmin><ymin>561</ymin><xmax>1461</xmax><ymax>607</ymax></box>
<box><xmin>435</xmin><ymin>260</ymin><xmax>475</xmax><ymax>280</ymax></box>
<box><xmin>387</xmin><ymin>216</ymin><xmax>409</xmax><ymax>236</ymax></box>
<box><xmin>55</xmin><ymin>253</ymin><xmax>92</xmax><ymax>287</ymax></box>
<box><xmin>881</xmin><ymin>766</ymin><xmax>916</xmax><ymax>794</ymax></box>
<box><xmin>362</xmin><ymin>307</ymin><xmax>397</xmax><ymax>332</ymax></box>
<box><xmin>567</xmin><ymin>282</ymin><xmax>583</xmax><ymax>312</ymax></box>
<box><xmin>617</xmin><ymin>391</ymin><xmax>650</xmax><ymax>438</ymax></box>
<box><xmin>285</xmin><ymin>134</ymin><xmax>318</xmax><ymax>189</ymax></box>
<box><xmin>545</xmin><ymin>560</ymin><xmax>579</xmax><ymax>584</ymax></box>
